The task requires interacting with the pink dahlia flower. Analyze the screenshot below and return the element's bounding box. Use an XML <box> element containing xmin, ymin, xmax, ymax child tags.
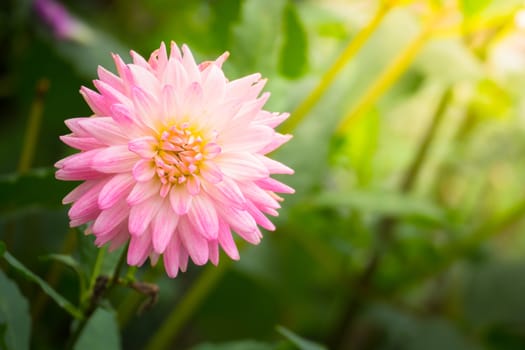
<box><xmin>55</xmin><ymin>42</ymin><xmax>294</xmax><ymax>277</ymax></box>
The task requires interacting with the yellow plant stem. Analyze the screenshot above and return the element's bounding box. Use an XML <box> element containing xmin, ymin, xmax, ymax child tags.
<box><xmin>145</xmin><ymin>262</ymin><xmax>230</xmax><ymax>350</ymax></box>
<box><xmin>281</xmin><ymin>0</ymin><xmax>397</xmax><ymax>134</ymax></box>
<box><xmin>18</xmin><ymin>79</ymin><xmax>49</xmax><ymax>173</ymax></box>
<box><xmin>336</xmin><ymin>12</ymin><xmax>442</xmax><ymax>135</ymax></box>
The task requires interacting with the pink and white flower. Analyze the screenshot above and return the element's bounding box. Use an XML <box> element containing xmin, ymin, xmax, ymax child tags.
<box><xmin>55</xmin><ymin>42</ymin><xmax>294</xmax><ymax>277</ymax></box>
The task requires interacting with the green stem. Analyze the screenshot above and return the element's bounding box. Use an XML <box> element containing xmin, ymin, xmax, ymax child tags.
<box><xmin>18</xmin><ymin>79</ymin><xmax>49</xmax><ymax>174</ymax></box>
<box><xmin>336</xmin><ymin>12</ymin><xmax>441</xmax><ymax>135</ymax></box>
<box><xmin>118</xmin><ymin>267</ymin><xmax>160</xmax><ymax>327</ymax></box>
<box><xmin>66</xmin><ymin>246</ymin><xmax>128</xmax><ymax>350</ymax></box>
<box><xmin>280</xmin><ymin>0</ymin><xmax>396</xmax><ymax>134</ymax></box>
<box><xmin>400</xmin><ymin>88</ymin><xmax>452</xmax><ymax>192</ymax></box>
<box><xmin>85</xmin><ymin>246</ymin><xmax>106</xmax><ymax>303</ymax></box>
<box><xmin>144</xmin><ymin>263</ymin><xmax>229</xmax><ymax>350</ymax></box>
<box><xmin>111</xmin><ymin>244</ymin><xmax>129</xmax><ymax>286</ymax></box>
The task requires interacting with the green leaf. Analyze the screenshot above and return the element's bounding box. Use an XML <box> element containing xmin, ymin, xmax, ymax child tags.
<box><xmin>0</xmin><ymin>168</ymin><xmax>75</xmax><ymax>213</ymax></box>
<box><xmin>0</xmin><ymin>269</ymin><xmax>31</xmax><ymax>350</ymax></box>
<box><xmin>277</xmin><ymin>326</ymin><xmax>327</xmax><ymax>350</ymax></box>
<box><xmin>191</xmin><ymin>340</ymin><xmax>276</xmax><ymax>350</ymax></box>
<box><xmin>231</xmin><ymin>0</ymin><xmax>286</xmax><ymax>75</ymax></box>
<box><xmin>460</xmin><ymin>0</ymin><xmax>493</xmax><ymax>17</ymax></box>
<box><xmin>332</xmin><ymin>108</ymin><xmax>379</xmax><ymax>186</ymax></box>
<box><xmin>2</xmin><ymin>249</ymin><xmax>82</xmax><ymax>319</ymax></box>
<box><xmin>314</xmin><ymin>190</ymin><xmax>446</xmax><ymax>223</ymax></box>
<box><xmin>278</xmin><ymin>2</ymin><xmax>308</xmax><ymax>78</ymax></box>
<box><xmin>40</xmin><ymin>254</ymin><xmax>86</xmax><ymax>301</ymax></box>
<box><xmin>40</xmin><ymin>254</ymin><xmax>80</xmax><ymax>271</ymax></box>
<box><xmin>74</xmin><ymin>308</ymin><xmax>121</xmax><ymax>350</ymax></box>
<box><xmin>470</xmin><ymin>78</ymin><xmax>512</xmax><ymax>119</ymax></box>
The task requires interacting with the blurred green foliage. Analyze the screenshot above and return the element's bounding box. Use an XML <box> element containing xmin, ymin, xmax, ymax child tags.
<box><xmin>2</xmin><ymin>0</ymin><xmax>525</xmax><ymax>349</ymax></box>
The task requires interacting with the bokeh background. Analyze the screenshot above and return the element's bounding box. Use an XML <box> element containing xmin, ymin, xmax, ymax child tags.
<box><xmin>3</xmin><ymin>0</ymin><xmax>525</xmax><ymax>349</ymax></box>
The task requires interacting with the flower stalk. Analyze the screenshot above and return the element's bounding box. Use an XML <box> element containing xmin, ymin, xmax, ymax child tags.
<box><xmin>281</xmin><ymin>0</ymin><xmax>396</xmax><ymax>134</ymax></box>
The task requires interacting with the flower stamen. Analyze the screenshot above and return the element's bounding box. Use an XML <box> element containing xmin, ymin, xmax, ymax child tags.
<box><xmin>135</xmin><ymin>124</ymin><xmax>221</xmax><ymax>197</ymax></box>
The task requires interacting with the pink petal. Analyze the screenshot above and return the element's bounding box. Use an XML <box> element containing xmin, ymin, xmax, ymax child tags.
<box><xmin>245</xmin><ymin>200</ymin><xmax>275</xmax><ymax>231</ymax></box>
<box><xmin>219</xmin><ymin>125</ymin><xmax>273</xmax><ymax>153</ymax></box>
<box><xmin>256</xmin><ymin>177</ymin><xmax>295</xmax><ymax>194</ymax></box>
<box><xmin>236</xmin><ymin>227</ymin><xmax>263</xmax><ymax>245</ymax></box>
<box><xmin>59</xmin><ymin>135</ymin><xmax>103</xmax><ymax>151</ymax></box>
<box><xmin>255</xmin><ymin>111</ymin><xmax>290</xmax><ymax>128</ymax></box>
<box><xmin>93</xmin><ymin>79</ymin><xmax>130</xmax><ymax>106</ymax></box>
<box><xmin>161</xmin><ymin>84</ymin><xmax>180</xmax><ymax>122</ymax></box>
<box><xmin>152</xmin><ymin>200</ymin><xmax>179</xmax><ymax>254</ymax></box>
<box><xmin>164</xmin><ymin>235</ymin><xmax>182</xmax><ymax>278</ymax></box>
<box><xmin>63</xmin><ymin>180</ymin><xmax>101</xmax><ymax>204</ymax></box>
<box><xmin>132</xmin><ymin>159</ymin><xmax>156</xmax><ymax>182</ymax></box>
<box><xmin>110</xmin><ymin>103</ymin><xmax>134</xmax><ymax>125</ymax></box>
<box><xmin>178</xmin><ymin>217</ymin><xmax>208</xmax><ymax>266</ymax></box>
<box><xmin>186</xmin><ymin>175</ymin><xmax>201</xmax><ymax>195</ymax></box>
<box><xmin>226</xmin><ymin>73</ymin><xmax>262</xmax><ymax>99</ymax></box>
<box><xmin>218</xmin><ymin>219</ymin><xmax>239</xmax><ymax>260</ymax></box>
<box><xmin>148</xmin><ymin>42</ymin><xmax>168</xmax><ymax>73</ymax></box>
<box><xmin>216</xmin><ymin>152</ymin><xmax>269</xmax><ymax>180</ymax></box>
<box><xmin>55</xmin><ymin>150</ymin><xmax>104</xmax><ymax>181</ymax></box>
<box><xmin>181</xmin><ymin>44</ymin><xmax>201</xmax><ymax>82</ymax></box>
<box><xmin>127</xmin><ymin>181</ymin><xmax>160</xmax><ymax>206</ymax></box>
<box><xmin>92</xmin><ymin>145</ymin><xmax>138</xmax><ymax>173</ymax></box>
<box><xmin>241</xmin><ymin>182</ymin><xmax>280</xmax><ymax>210</ymax></box>
<box><xmin>94</xmin><ymin>221</ymin><xmax>127</xmax><ymax>247</ymax></box>
<box><xmin>200</xmin><ymin>64</ymin><xmax>226</xmax><ymax>107</ymax></box>
<box><xmin>169</xmin><ymin>186</ymin><xmax>192</xmax><ymax>215</ymax></box>
<box><xmin>129</xmin><ymin>64</ymin><xmax>160</xmax><ymax>97</ymax></box>
<box><xmin>97</xmin><ymin>65</ymin><xmax>124</xmax><ymax>93</ymax></box>
<box><xmin>149</xmin><ymin>252</ymin><xmax>160</xmax><ymax>266</ymax></box>
<box><xmin>98</xmin><ymin>173</ymin><xmax>135</xmax><ymax>210</ymax></box>
<box><xmin>182</xmin><ymin>82</ymin><xmax>203</xmax><ymax>118</ymax></box>
<box><xmin>199</xmin><ymin>162</ymin><xmax>223</xmax><ymax>184</ymax></box>
<box><xmin>78</xmin><ymin>117</ymin><xmax>128</xmax><ymax>145</ymax></box>
<box><xmin>68</xmin><ymin>180</ymin><xmax>106</xmax><ymax>226</ymax></box>
<box><xmin>108</xmin><ymin>229</ymin><xmax>130</xmax><ymax>252</ymax></box>
<box><xmin>128</xmin><ymin>136</ymin><xmax>157</xmax><ymax>158</ymax></box>
<box><xmin>258</xmin><ymin>155</ymin><xmax>294</xmax><ymax>175</ymax></box>
<box><xmin>187</xmin><ymin>195</ymin><xmax>219</xmax><ymax>240</ymax></box>
<box><xmin>218</xmin><ymin>206</ymin><xmax>258</xmax><ymax>240</ymax></box>
<box><xmin>169</xmin><ymin>41</ymin><xmax>182</xmax><ymax>61</ymax></box>
<box><xmin>55</xmin><ymin>148</ymin><xmax>99</xmax><ymax>169</ymax></box>
<box><xmin>208</xmin><ymin>240</ymin><xmax>219</xmax><ymax>265</ymax></box>
<box><xmin>112</xmin><ymin>53</ymin><xmax>133</xmax><ymax>86</ymax></box>
<box><xmin>128</xmin><ymin>196</ymin><xmax>163</xmax><ymax>235</ymax></box>
<box><xmin>80</xmin><ymin>86</ymin><xmax>110</xmax><ymax>116</ymax></box>
<box><xmin>179</xmin><ymin>246</ymin><xmax>189</xmax><ymax>272</ymax></box>
<box><xmin>259</xmin><ymin>133</ymin><xmax>293</xmax><ymax>154</ymax></box>
<box><xmin>92</xmin><ymin>199</ymin><xmax>129</xmax><ymax>235</ymax></box>
<box><xmin>131</xmin><ymin>86</ymin><xmax>159</xmax><ymax>129</ymax></box>
<box><xmin>162</xmin><ymin>59</ymin><xmax>188</xmax><ymax>92</ymax></box>
<box><xmin>65</xmin><ymin>118</ymin><xmax>90</xmax><ymax>136</ymax></box>
<box><xmin>202</xmin><ymin>178</ymin><xmax>246</xmax><ymax>209</ymax></box>
<box><xmin>127</xmin><ymin>227</ymin><xmax>152</xmax><ymax>266</ymax></box>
